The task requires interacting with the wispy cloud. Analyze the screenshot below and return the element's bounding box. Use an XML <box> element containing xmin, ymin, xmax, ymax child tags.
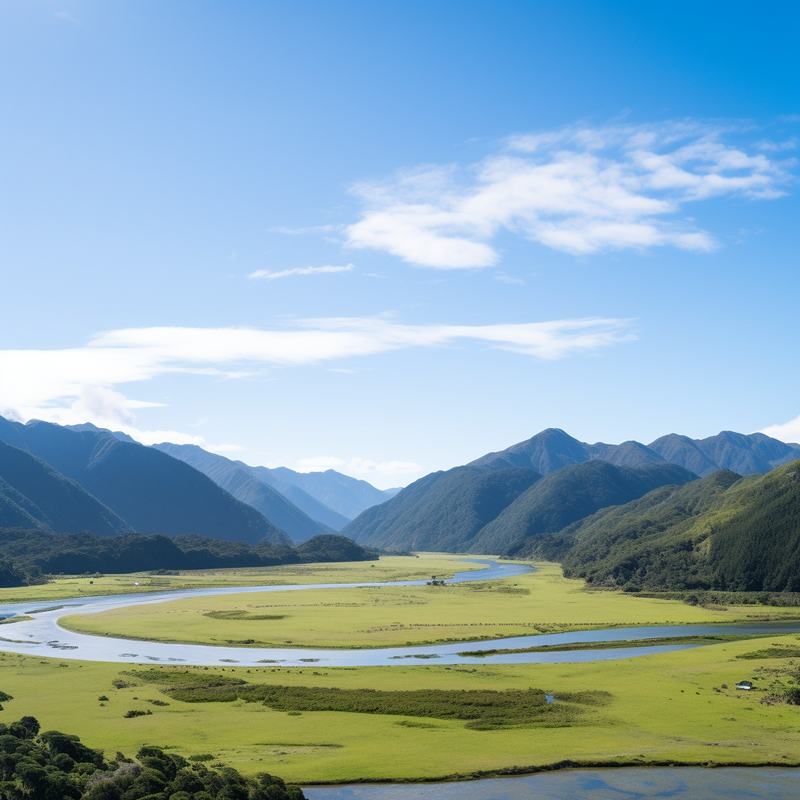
<box><xmin>495</xmin><ymin>273</ymin><xmax>525</xmax><ymax>285</ymax></box>
<box><xmin>0</xmin><ymin>316</ymin><xmax>635</xmax><ymax>436</ymax></box>
<box><xmin>248</xmin><ymin>264</ymin><xmax>354</xmax><ymax>280</ymax></box>
<box><xmin>344</xmin><ymin>120</ymin><xmax>794</xmax><ymax>268</ymax></box>
<box><xmin>296</xmin><ymin>456</ymin><xmax>422</xmax><ymax>476</ymax></box>
<box><xmin>269</xmin><ymin>225</ymin><xmax>338</xmax><ymax>235</ymax></box>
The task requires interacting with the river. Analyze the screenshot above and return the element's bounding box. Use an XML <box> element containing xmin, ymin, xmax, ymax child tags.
<box><xmin>0</xmin><ymin>559</ymin><xmax>799</xmax><ymax>666</ymax></box>
<box><xmin>302</xmin><ymin>767</ymin><xmax>800</xmax><ymax>799</ymax></box>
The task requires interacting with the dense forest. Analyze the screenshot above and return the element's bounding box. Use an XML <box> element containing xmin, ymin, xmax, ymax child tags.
<box><xmin>542</xmin><ymin>460</ymin><xmax>800</xmax><ymax>592</ymax></box>
<box><xmin>0</xmin><ymin>714</ymin><xmax>304</xmax><ymax>799</ymax></box>
<box><xmin>0</xmin><ymin>530</ymin><xmax>377</xmax><ymax>587</ymax></box>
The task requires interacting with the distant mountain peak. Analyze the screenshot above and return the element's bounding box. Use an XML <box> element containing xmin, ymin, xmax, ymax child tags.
<box><xmin>472</xmin><ymin>428</ymin><xmax>800</xmax><ymax>478</ymax></box>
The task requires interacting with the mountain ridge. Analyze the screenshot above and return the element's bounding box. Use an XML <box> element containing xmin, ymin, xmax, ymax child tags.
<box><xmin>469</xmin><ymin>427</ymin><xmax>800</xmax><ymax>477</ymax></box>
<box><xmin>153</xmin><ymin>443</ymin><xmax>343</xmax><ymax>542</ymax></box>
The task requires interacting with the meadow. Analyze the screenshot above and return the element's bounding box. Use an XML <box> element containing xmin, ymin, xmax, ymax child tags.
<box><xmin>2</xmin><ymin>557</ymin><xmax>800</xmax><ymax>784</ymax></box>
<box><xmin>0</xmin><ymin>636</ymin><xmax>799</xmax><ymax>783</ymax></box>
<box><xmin>0</xmin><ymin>554</ymin><xmax>473</xmax><ymax>604</ymax></box>
<box><xmin>61</xmin><ymin>562</ymin><xmax>800</xmax><ymax>649</ymax></box>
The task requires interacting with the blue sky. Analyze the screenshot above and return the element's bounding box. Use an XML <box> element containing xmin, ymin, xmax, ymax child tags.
<box><xmin>1</xmin><ymin>0</ymin><xmax>798</xmax><ymax>488</ymax></box>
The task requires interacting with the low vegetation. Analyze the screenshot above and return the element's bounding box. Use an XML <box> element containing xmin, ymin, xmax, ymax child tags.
<box><xmin>128</xmin><ymin>670</ymin><xmax>598</xmax><ymax>730</ymax></box>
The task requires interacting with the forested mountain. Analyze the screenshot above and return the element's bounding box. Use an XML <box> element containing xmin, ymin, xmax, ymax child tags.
<box><xmin>0</xmin><ymin>441</ymin><xmax>132</xmax><ymax>536</ymax></box>
<box><xmin>535</xmin><ymin>460</ymin><xmax>800</xmax><ymax>592</ymax></box>
<box><xmin>153</xmin><ymin>443</ymin><xmax>340</xmax><ymax>541</ymax></box>
<box><xmin>343</xmin><ymin>466</ymin><xmax>541</xmax><ymax>551</ymax></box>
<box><xmin>0</xmin><ymin>417</ymin><xmax>291</xmax><ymax>546</ymax></box>
<box><xmin>343</xmin><ymin>459</ymin><xmax>697</xmax><ymax>555</ymax></box>
<box><xmin>469</xmin><ymin>427</ymin><xmax>800</xmax><ymax>477</ymax></box>
<box><xmin>471</xmin><ymin>461</ymin><xmax>697</xmax><ymax>555</ymax></box>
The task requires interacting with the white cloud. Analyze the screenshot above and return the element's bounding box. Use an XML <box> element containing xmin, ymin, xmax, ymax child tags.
<box><xmin>0</xmin><ymin>316</ymin><xmax>634</xmax><ymax>435</ymax></box>
<box><xmin>248</xmin><ymin>264</ymin><xmax>354</xmax><ymax>280</ymax></box>
<box><xmin>344</xmin><ymin>121</ymin><xmax>793</xmax><ymax>268</ymax></box>
<box><xmin>205</xmin><ymin>443</ymin><xmax>246</xmax><ymax>453</ymax></box>
<box><xmin>760</xmin><ymin>415</ymin><xmax>800</xmax><ymax>445</ymax></box>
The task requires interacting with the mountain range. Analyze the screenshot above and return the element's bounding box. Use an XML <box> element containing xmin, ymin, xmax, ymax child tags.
<box><xmin>153</xmin><ymin>443</ymin><xmax>341</xmax><ymax>542</ymax></box>
<box><xmin>0</xmin><ymin>418</ymin><xmax>289</xmax><ymax>546</ymax></box>
<box><xmin>470</xmin><ymin>427</ymin><xmax>800</xmax><ymax>476</ymax></box>
<box><xmin>1</xmin><ymin>414</ymin><xmax>796</xmax><ymax>583</ymax></box>
<box><xmin>344</xmin><ymin>427</ymin><xmax>799</xmax><ymax>562</ymax></box>
<box><xmin>0</xmin><ymin>415</ymin><xmax>398</xmax><ymax>546</ymax></box>
<box><xmin>343</xmin><ymin>461</ymin><xmax>697</xmax><ymax>553</ymax></box>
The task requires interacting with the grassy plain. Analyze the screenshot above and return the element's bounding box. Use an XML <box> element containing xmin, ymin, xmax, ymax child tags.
<box><xmin>0</xmin><ymin>637</ymin><xmax>799</xmax><ymax>783</ymax></box>
<box><xmin>0</xmin><ymin>555</ymin><xmax>474</xmax><ymax>605</ymax></box>
<box><xmin>5</xmin><ymin>557</ymin><xmax>800</xmax><ymax>783</ymax></box>
<box><xmin>61</xmin><ymin>562</ymin><xmax>800</xmax><ymax>649</ymax></box>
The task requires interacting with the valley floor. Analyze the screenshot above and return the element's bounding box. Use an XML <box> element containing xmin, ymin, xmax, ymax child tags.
<box><xmin>0</xmin><ymin>556</ymin><xmax>798</xmax><ymax>783</ymax></box>
<box><xmin>60</xmin><ymin>560</ymin><xmax>800</xmax><ymax>649</ymax></box>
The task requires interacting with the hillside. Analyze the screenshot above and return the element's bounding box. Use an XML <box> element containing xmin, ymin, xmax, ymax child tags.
<box><xmin>0</xmin><ymin>440</ymin><xmax>132</xmax><ymax>536</ymax></box>
<box><xmin>153</xmin><ymin>443</ymin><xmax>341</xmax><ymax>542</ymax></box>
<box><xmin>0</xmin><ymin>417</ymin><xmax>291</xmax><ymax>546</ymax></box>
<box><xmin>342</xmin><ymin>466</ymin><xmax>541</xmax><ymax>551</ymax></box>
<box><xmin>472</xmin><ymin>461</ymin><xmax>698</xmax><ymax>555</ymax></box>
<box><xmin>548</xmin><ymin>461</ymin><xmax>800</xmax><ymax>592</ymax></box>
<box><xmin>469</xmin><ymin>427</ymin><xmax>800</xmax><ymax>477</ymax></box>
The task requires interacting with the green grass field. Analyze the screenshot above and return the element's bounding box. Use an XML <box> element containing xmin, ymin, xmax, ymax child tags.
<box><xmin>0</xmin><ymin>636</ymin><xmax>798</xmax><ymax>783</ymax></box>
<box><xmin>0</xmin><ymin>554</ymin><xmax>476</xmax><ymax>604</ymax></box>
<box><xmin>4</xmin><ymin>556</ymin><xmax>800</xmax><ymax>784</ymax></box>
<box><xmin>61</xmin><ymin>562</ymin><xmax>800</xmax><ymax>649</ymax></box>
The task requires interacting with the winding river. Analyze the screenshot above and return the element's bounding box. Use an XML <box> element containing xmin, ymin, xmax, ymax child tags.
<box><xmin>2</xmin><ymin>560</ymin><xmax>799</xmax><ymax>798</ymax></box>
<box><xmin>0</xmin><ymin>559</ymin><xmax>799</xmax><ymax>667</ymax></box>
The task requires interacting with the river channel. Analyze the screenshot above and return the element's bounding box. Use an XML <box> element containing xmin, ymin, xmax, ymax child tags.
<box><xmin>0</xmin><ymin>559</ymin><xmax>799</xmax><ymax>666</ymax></box>
<box><xmin>3</xmin><ymin>560</ymin><xmax>800</xmax><ymax>798</ymax></box>
<box><xmin>302</xmin><ymin>767</ymin><xmax>800</xmax><ymax>799</ymax></box>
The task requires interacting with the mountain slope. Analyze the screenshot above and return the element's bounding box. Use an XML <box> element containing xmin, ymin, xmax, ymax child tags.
<box><xmin>234</xmin><ymin>465</ymin><xmax>351</xmax><ymax>531</ymax></box>
<box><xmin>255</xmin><ymin>466</ymin><xmax>399</xmax><ymax>519</ymax></box>
<box><xmin>0</xmin><ymin>417</ymin><xmax>290</xmax><ymax>545</ymax></box>
<box><xmin>342</xmin><ymin>466</ymin><xmax>541</xmax><ymax>551</ymax></box>
<box><xmin>469</xmin><ymin>427</ymin><xmax>800</xmax><ymax>477</ymax></box>
<box><xmin>153</xmin><ymin>443</ymin><xmax>338</xmax><ymax>542</ymax></box>
<box><xmin>553</xmin><ymin>462</ymin><xmax>800</xmax><ymax>592</ymax></box>
<box><xmin>472</xmin><ymin>461</ymin><xmax>698</xmax><ymax>555</ymax></box>
<box><xmin>0</xmin><ymin>440</ymin><xmax>132</xmax><ymax>535</ymax></box>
